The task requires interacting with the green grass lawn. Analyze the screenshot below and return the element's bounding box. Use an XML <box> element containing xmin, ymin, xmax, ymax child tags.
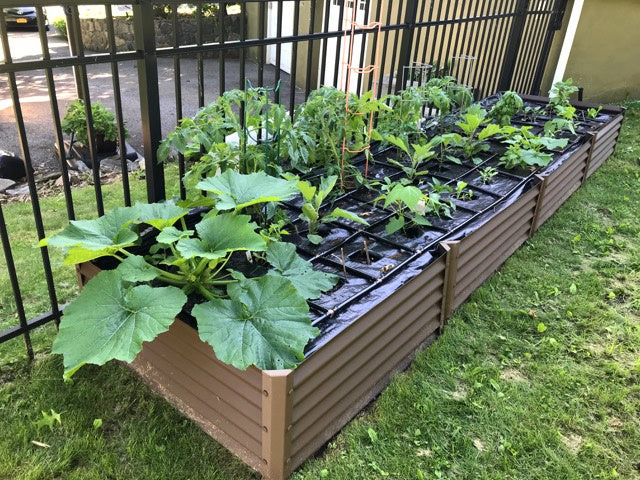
<box><xmin>1</xmin><ymin>104</ymin><xmax>639</xmax><ymax>480</ymax></box>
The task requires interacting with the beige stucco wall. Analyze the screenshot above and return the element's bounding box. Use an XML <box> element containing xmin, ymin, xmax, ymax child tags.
<box><xmin>553</xmin><ymin>0</ymin><xmax>640</xmax><ymax>102</ymax></box>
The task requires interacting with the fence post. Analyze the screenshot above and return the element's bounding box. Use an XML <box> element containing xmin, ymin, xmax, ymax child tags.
<box><xmin>395</xmin><ymin>0</ymin><xmax>420</xmax><ymax>93</ymax></box>
<box><xmin>497</xmin><ymin>0</ymin><xmax>530</xmax><ymax>92</ymax></box>
<box><xmin>132</xmin><ymin>1</ymin><xmax>165</xmax><ymax>203</ymax></box>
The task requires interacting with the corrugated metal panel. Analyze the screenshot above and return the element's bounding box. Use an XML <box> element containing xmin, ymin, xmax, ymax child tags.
<box><xmin>450</xmin><ymin>186</ymin><xmax>539</xmax><ymax>309</ymax></box>
<box><xmin>587</xmin><ymin>133</ymin><xmax>621</xmax><ymax>177</ymax></box>
<box><xmin>290</xmin><ymin>314</ymin><xmax>440</xmax><ymax>469</ymax></box>
<box><xmin>289</xmin><ymin>256</ymin><xmax>447</xmax><ymax>467</ymax></box>
<box><xmin>293</xmin><ymin>258</ymin><xmax>447</xmax><ymax>390</ymax></box>
<box><xmin>130</xmin><ymin>321</ymin><xmax>264</xmax><ymax>472</ymax></box>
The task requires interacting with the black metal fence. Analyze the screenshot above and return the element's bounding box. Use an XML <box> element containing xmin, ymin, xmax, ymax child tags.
<box><xmin>0</xmin><ymin>0</ymin><xmax>568</xmax><ymax>358</ymax></box>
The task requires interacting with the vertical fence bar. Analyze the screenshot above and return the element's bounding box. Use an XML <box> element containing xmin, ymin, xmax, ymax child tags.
<box><xmin>63</xmin><ymin>6</ymin><xmax>83</xmax><ymax>98</ymax></box>
<box><xmin>395</xmin><ymin>0</ymin><xmax>419</xmax><ymax>92</ymax></box>
<box><xmin>218</xmin><ymin>2</ymin><xmax>227</xmax><ymax>94</ymax></box>
<box><xmin>258</xmin><ymin>1</ymin><xmax>266</xmax><ymax>86</ymax></box>
<box><xmin>289</xmin><ymin>0</ymin><xmax>301</xmax><ymax>114</ymax></box>
<box><xmin>319</xmin><ymin>0</ymin><xmax>331</xmax><ymax>88</ymax></box>
<box><xmin>35</xmin><ymin>7</ymin><xmax>75</xmax><ymax>221</ymax></box>
<box><xmin>0</xmin><ymin>10</ymin><xmax>60</xmax><ymax>328</ymax></box>
<box><xmin>333</xmin><ymin>0</ymin><xmax>346</xmax><ymax>87</ymax></box>
<box><xmin>0</xmin><ymin>203</ymin><xmax>33</xmax><ymax>359</ymax></box>
<box><xmin>69</xmin><ymin>5</ymin><xmax>104</xmax><ymax>216</ymax></box>
<box><xmin>497</xmin><ymin>0</ymin><xmax>529</xmax><ymax>91</ymax></box>
<box><xmin>196</xmin><ymin>5</ymin><xmax>205</xmax><ymax>108</ymax></box>
<box><xmin>275</xmin><ymin>0</ymin><xmax>283</xmax><ymax>86</ymax></box>
<box><xmin>239</xmin><ymin>2</ymin><xmax>246</xmax><ymax>89</ymax></box>
<box><xmin>132</xmin><ymin>2</ymin><xmax>165</xmax><ymax>203</ymax></box>
<box><xmin>105</xmin><ymin>4</ymin><xmax>131</xmax><ymax>207</ymax></box>
<box><xmin>172</xmin><ymin>5</ymin><xmax>186</xmax><ymax>200</ymax></box>
<box><xmin>305</xmin><ymin>0</ymin><xmax>317</xmax><ymax>97</ymax></box>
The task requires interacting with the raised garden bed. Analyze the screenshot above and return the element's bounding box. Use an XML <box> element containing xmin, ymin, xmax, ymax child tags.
<box><xmin>64</xmin><ymin>89</ymin><xmax>623</xmax><ymax>480</ymax></box>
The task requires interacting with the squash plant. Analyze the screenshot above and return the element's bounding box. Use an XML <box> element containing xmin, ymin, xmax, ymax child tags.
<box><xmin>41</xmin><ymin>170</ymin><xmax>339</xmax><ymax>378</ymax></box>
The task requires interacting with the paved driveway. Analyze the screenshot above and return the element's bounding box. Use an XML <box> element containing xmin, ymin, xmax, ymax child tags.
<box><xmin>0</xmin><ymin>29</ymin><xmax>304</xmax><ymax>173</ymax></box>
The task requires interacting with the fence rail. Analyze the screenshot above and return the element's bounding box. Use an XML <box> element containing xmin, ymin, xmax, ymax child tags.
<box><xmin>0</xmin><ymin>0</ymin><xmax>568</xmax><ymax>358</ymax></box>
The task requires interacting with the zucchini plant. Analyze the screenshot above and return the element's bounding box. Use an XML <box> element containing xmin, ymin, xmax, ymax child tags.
<box><xmin>499</xmin><ymin>126</ymin><xmax>569</xmax><ymax>169</ymax></box>
<box><xmin>41</xmin><ymin>171</ymin><xmax>340</xmax><ymax>377</ymax></box>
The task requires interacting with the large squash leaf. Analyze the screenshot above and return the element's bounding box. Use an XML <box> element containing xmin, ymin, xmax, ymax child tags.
<box><xmin>176</xmin><ymin>213</ymin><xmax>266</xmax><ymax>260</ymax></box>
<box><xmin>52</xmin><ymin>269</ymin><xmax>187</xmax><ymax>379</ymax></box>
<box><xmin>196</xmin><ymin>170</ymin><xmax>299</xmax><ymax>211</ymax></box>
<box><xmin>193</xmin><ymin>275</ymin><xmax>317</xmax><ymax>370</ymax></box>
<box><xmin>266</xmin><ymin>242</ymin><xmax>338</xmax><ymax>300</ymax></box>
<box><xmin>40</xmin><ymin>207</ymin><xmax>141</xmax><ymax>264</ymax></box>
<box><xmin>133</xmin><ymin>203</ymin><xmax>188</xmax><ymax>230</ymax></box>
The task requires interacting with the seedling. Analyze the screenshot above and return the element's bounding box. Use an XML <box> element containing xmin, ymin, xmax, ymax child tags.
<box><xmin>444</xmin><ymin>105</ymin><xmax>503</xmax><ymax>164</ymax></box>
<box><xmin>454</xmin><ymin>181</ymin><xmax>474</xmax><ymax>201</ymax></box>
<box><xmin>376</xmin><ymin>181</ymin><xmax>455</xmax><ymax>234</ymax></box>
<box><xmin>587</xmin><ymin>106</ymin><xmax>602</xmax><ymax>119</ymax></box>
<box><xmin>295</xmin><ymin>175</ymin><xmax>369</xmax><ymax>244</ymax></box>
<box><xmin>479</xmin><ymin>166</ymin><xmax>498</xmax><ymax>184</ymax></box>
<box><xmin>382</xmin><ymin>134</ymin><xmax>440</xmax><ymax>183</ymax></box>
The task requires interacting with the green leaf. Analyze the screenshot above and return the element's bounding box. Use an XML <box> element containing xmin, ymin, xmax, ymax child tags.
<box><xmin>324</xmin><ymin>207</ymin><xmax>370</xmax><ymax>226</ymax></box>
<box><xmin>385</xmin><ymin>134</ymin><xmax>410</xmax><ymax>155</ymax></box>
<box><xmin>40</xmin><ymin>207</ymin><xmax>141</xmax><ymax>265</ymax></box>
<box><xmin>93</xmin><ymin>418</ymin><xmax>103</xmax><ymax>430</ymax></box>
<box><xmin>196</xmin><ymin>170</ymin><xmax>298</xmax><ymax>211</ymax></box>
<box><xmin>193</xmin><ymin>275</ymin><xmax>317</xmax><ymax>370</ymax></box>
<box><xmin>35</xmin><ymin>409</ymin><xmax>62</xmax><ymax>432</ymax></box>
<box><xmin>478</xmin><ymin>123</ymin><xmax>503</xmax><ymax>141</ymax></box>
<box><xmin>569</xmin><ymin>283</ymin><xmax>577</xmax><ymax>295</ymax></box>
<box><xmin>52</xmin><ymin>270</ymin><xmax>187</xmax><ymax>378</ymax></box>
<box><xmin>156</xmin><ymin>226</ymin><xmax>194</xmax><ymax>245</ymax></box>
<box><xmin>176</xmin><ymin>214</ymin><xmax>266</xmax><ymax>260</ymax></box>
<box><xmin>133</xmin><ymin>203</ymin><xmax>188</xmax><ymax>230</ymax></box>
<box><xmin>116</xmin><ymin>255</ymin><xmax>159</xmax><ymax>282</ymax></box>
<box><xmin>307</xmin><ymin>234</ymin><xmax>323</xmax><ymax>245</ymax></box>
<box><xmin>537</xmin><ymin>322</ymin><xmax>548</xmax><ymax>333</ymax></box>
<box><xmin>295</xmin><ymin>180</ymin><xmax>317</xmax><ymax>202</ymax></box>
<box><xmin>266</xmin><ymin>242</ymin><xmax>338</xmax><ymax>299</ymax></box>
<box><xmin>385</xmin><ymin>215</ymin><xmax>405</xmax><ymax>234</ymax></box>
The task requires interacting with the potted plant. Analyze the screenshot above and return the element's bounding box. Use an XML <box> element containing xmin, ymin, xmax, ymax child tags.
<box><xmin>62</xmin><ymin>99</ymin><xmax>126</xmax><ymax>154</ymax></box>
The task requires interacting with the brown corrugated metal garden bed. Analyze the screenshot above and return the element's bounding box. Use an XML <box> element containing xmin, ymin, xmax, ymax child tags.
<box><xmin>73</xmin><ymin>94</ymin><xmax>624</xmax><ymax>480</ymax></box>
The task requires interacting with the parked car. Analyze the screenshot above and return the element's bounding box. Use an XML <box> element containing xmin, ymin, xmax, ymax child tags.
<box><xmin>3</xmin><ymin>7</ymin><xmax>48</xmax><ymax>29</ymax></box>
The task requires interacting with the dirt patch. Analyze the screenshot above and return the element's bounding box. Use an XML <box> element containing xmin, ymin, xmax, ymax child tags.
<box><xmin>449</xmin><ymin>383</ymin><xmax>469</xmax><ymax>401</ymax></box>
<box><xmin>500</xmin><ymin>368</ymin><xmax>529</xmax><ymax>384</ymax></box>
<box><xmin>560</xmin><ymin>432</ymin><xmax>584</xmax><ymax>454</ymax></box>
<box><xmin>472</xmin><ymin>438</ymin><xmax>486</xmax><ymax>452</ymax></box>
<box><xmin>415</xmin><ymin>448</ymin><xmax>432</xmax><ymax>457</ymax></box>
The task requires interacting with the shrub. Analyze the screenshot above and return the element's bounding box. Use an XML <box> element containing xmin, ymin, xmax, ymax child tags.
<box><xmin>52</xmin><ymin>17</ymin><xmax>67</xmax><ymax>39</ymax></box>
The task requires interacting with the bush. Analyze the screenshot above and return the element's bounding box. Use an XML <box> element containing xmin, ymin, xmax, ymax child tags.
<box><xmin>52</xmin><ymin>17</ymin><xmax>67</xmax><ymax>39</ymax></box>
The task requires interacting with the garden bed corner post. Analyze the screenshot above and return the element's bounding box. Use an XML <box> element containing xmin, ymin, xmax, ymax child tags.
<box><xmin>261</xmin><ymin>369</ymin><xmax>294</xmax><ymax>480</ymax></box>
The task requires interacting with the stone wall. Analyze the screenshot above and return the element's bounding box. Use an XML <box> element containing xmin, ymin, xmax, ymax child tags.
<box><xmin>80</xmin><ymin>13</ymin><xmax>243</xmax><ymax>53</ymax></box>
